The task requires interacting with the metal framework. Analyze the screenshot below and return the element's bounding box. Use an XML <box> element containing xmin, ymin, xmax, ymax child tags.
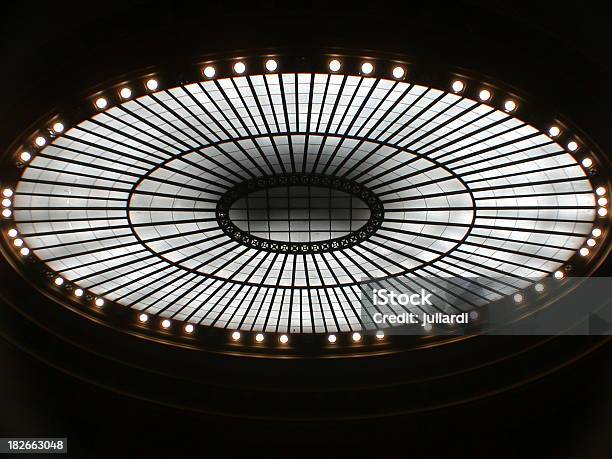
<box><xmin>0</xmin><ymin>53</ymin><xmax>609</xmax><ymax>345</ymax></box>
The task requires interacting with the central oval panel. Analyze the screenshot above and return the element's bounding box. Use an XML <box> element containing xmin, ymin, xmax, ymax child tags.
<box><xmin>216</xmin><ymin>174</ymin><xmax>385</xmax><ymax>254</ymax></box>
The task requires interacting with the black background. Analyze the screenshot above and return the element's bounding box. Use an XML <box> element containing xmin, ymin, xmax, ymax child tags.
<box><xmin>0</xmin><ymin>1</ymin><xmax>611</xmax><ymax>457</ymax></box>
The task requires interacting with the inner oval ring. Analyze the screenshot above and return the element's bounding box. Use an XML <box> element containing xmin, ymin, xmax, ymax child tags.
<box><xmin>126</xmin><ymin>132</ymin><xmax>476</xmax><ymax>287</ymax></box>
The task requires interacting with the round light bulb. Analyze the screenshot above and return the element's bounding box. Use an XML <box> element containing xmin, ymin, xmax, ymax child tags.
<box><xmin>13</xmin><ymin>238</ymin><xmax>23</xmax><ymax>247</ymax></box>
<box><xmin>535</xmin><ymin>283</ymin><xmax>545</xmax><ymax>293</ymax></box>
<box><xmin>146</xmin><ymin>79</ymin><xmax>158</xmax><ymax>91</ymax></box>
<box><xmin>95</xmin><ymin>298</ymin><xmax>104</xmax><ymax>307</ymax></box>
<box><xmin>451</xmin><ymin>80</ymin><xmax>465</xmax><ymax>92</ymax></box>
<box><xmin>582</xmin><ymin>158</ymin><xmax>593</xmax><ymax>168</ymax></box>
<box><xmin>549</xmin><ymin>126</ymin><xmax>561</xmax><ymax>137</ymax></box>
<box><xmin>554</xmin><ymin>270</ymin><xmax>564</xmax><ymax>279</ymax></box>
<box><xmin>392</xmin><ymin>66</ymin><xmax>405</xmax><ymax>79</ymax></box>
<box><xmin>596</xmin><ymin>187</ymin><xmax>607</xmax><ymax>196</ymax></box>
<box><xmin>567</xmin><ymin>141</ymin><xmax>579</xmax><ymax>151</ymax></box>
<box><xmin>504</xmin><ymin>100</ymin><xmax>517</xmax><ymax>111</ymax></box>
<box><xmin>231</xmin><ymin>331</ymin><xmax>241</xmax><ymax>341</ymax></box>
<box><xmin>20</xmin><ymin>247</ymin><xmax>30</xmax><ymax>256</ymax></box>
<box><xmin>138</xmin><ymin>313</ymin><xmax>149</xmax><ymax>323</ymax></box>
<box><xmin>361</xmin><ymin>62</ymin><xmax>374</xmax><ymax>75</ymax></box>
<box><xmin>599</xmin><ymin>207</ymin><xmax>608</xmax><ymax>217</ymax></box>
<box><xmin>184</xmin><ymin>324</ymin><xmax>194</xmax><ymax>334</ymax></box>
<box><xmin>580</xmin><ymin>247</ymin><xmax>590</xmax><ymax>256</ymax></box>
<box><xmin>74</xmin><ymin>288</ymin><xmax>83</xmax><ymax>297</ymax></box>
<box><xmin>478</xmin><ymin>89</ymin><xmax>491</xmax><ymax>101</ymax></box>
<box><xmin>265</xmin><ymin>59</ymin><xmax>278</xmax><ymax>72</ymax></box>
<box><xmin>279</xmin><ymin>334</ymin><xmax>289</xmax><ymax>344</ymax></box>
<box><xmin>2</xmin><ymin>199</ymin><xmax>11</xmax><ymax>207</ymax></box>
<box><xmin>20</xmin><ymin>151</ymin><xmax>31</xmax><ymax>162</ymax></box>
<box><xmin>592</xmin><ymin>228</ymin><xmax>602</xmax><ymax>237</ymax></box>
<box><xmin>233</xmin><ymin>62</ymin><xmax>246</xmax><ymax>74</ymax></box>
<box><xmin>35</xmin><ymin>136</ymin><xmax>46</xmax><ymax>146</ymax></box>
<box><xmin>2</xmin><ymin>189</ymin><xmax>13</xmax><ymax>197</ymax></box>
<box><xmin>7</xmin><ymin>229</ymin><xmax>18</xmax><ymax>238</ymax></box>
<box><xmin>598</xmin><ymin>197</ymin><xmax>608</xmax><ymax>206</ymax></box>
<box><xmin>587</xmin><ymin>238</ymin><xmax>596</xmax><ymax>247</ymax></box>
<box><xmin>95</xmin><ymin>97</ymin><xmax>108</xmax><ymax>109</ymax></box>
<box><xmin>329</xmin><ymin>59</ymin><xmax>341</xmax><ymax>72</ymax></box>
<box><xmin>327</xmin><ymin>334</ymin><xmax>337</xmax><ymax>343</ymax></box>
<box><xmin>52</xmin><ymin>122</ymin><xmax>64</xmax><ymax>133</ymax></box>
<box><xmin>375</xmin><ymin>330</ymin><xmax>385</xmax><ymax>340</ymax></box>
<box><xmin>120</xmin><ymin>87</ymin><xmax>132</xmax><ymax>99</ymax></box>
<box><xmin>513</xmin><ymin>293</ymin><xmax>523</xmax><ymax>303</ymax></box>
<box><xmin>161</xmin><ymin>319</ymin><xmax>171</xmax><ymax>329</ymax></box>
<box><xmin>352</xmin><ymin>332</ymin><xmax>362</xmax><ymax>342</ymax></box>
<box><xmin>54</xmin><ymin>277</ymin><xmax>64</xmax><ymax>286</ymax></box>
<box><xmin>1</xmin><ymin>209</ymin><xmax>11</xmax><ymax>218</ymax></box>
<box><xmin>255</xmin><ymin>333</ymin><xmax>264</xmax><ymax>343</ymax></box>
<box><xmin>203</xmin><ymin>66</ymin><xmax>215</xmax><ymax>78</ymax></box>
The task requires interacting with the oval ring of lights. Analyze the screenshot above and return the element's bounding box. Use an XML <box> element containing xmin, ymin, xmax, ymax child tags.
<box><xmin>1</xmin><ymin>53</ymin><xmax>609</xmax><ymax>348</ymax></box>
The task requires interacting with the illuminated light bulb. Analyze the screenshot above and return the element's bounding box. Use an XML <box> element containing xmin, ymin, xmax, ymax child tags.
<box><xmin>2</xmin><ymin>209</ymin><xmax>12</xmax><ymax>218</ymax></box>
<box><xmin>423</xmin><ymin>323</ymin><xmax>433</xmax><ymax>332</ymax></box>
<box><xmin>375</xmin><ymin>330</ymin><xmax>385</xmax><ymax>340</ymax></box>
<box><xmin>184</xmin><ymin>324</ymin><xmax>194</xmax><ymax>334</ymax></box>
<box><xmin>596</xmin><ymin>187</ymin><xmax>606</xmax><ymax>196</ymax></box>
<box><xmin>582</xmin><ymin>158</ymin><xmax>593</xmax><ymax>168</ymax></box>
<box><xmin>13</xmin><ymin>238</ymin><xmax>23</xmax><ymax>247</ymax></box>
<box><xmin>54</xmin><ymin>277</ymin><xmax>64</xmax><ymax>286</ymax></box>
<box><xmin>587</xmin><ymin>238</ymin><xmax>596</xmax><ymax>247</ymax></box>
<box><xmin>580</xmin><ymin>247</ymin><xmax>589</xmax><ymax>257</ymax></box>
<box><xmin>598</xmin><ymin>197</ymin><xmax>608</xmax><ymax>206</ymax></box>
<box><xmin>392</xmin><ymin>66</ymin><xmax>405</xmax><ymax>79</ymax></box>
<box><xmin>352</xmin><ymin>332</ymin><xmax>362</xmax><ymax>342</ymax></box>
<box><xmin>279</xmin><ymin>334</ymin><xmax>289</xmax><ymax>344</ymax></box>
<box><xmin>20</xmin><ymin>151</ymin><xmax>31</xmax><ymax>162</ymax></box>
<box><xmin>52</xmin><ymin>122</ymin><xmax>64</xmax><ymax>133</ymax></box>
<box><xmin>74</xmin><ymin>288</ymin><xmax>83</xmax><ymax>297</ymax></box>
<box><xmin>599</xmin><ymin>207</ymin><xmax>608</xmax><ymax>217</ymax></box>
<box><xmin>451</xmin><ymin>80</ymin><xmax>465</xmax><ymax>92</ymax></box>
<box><xmin>549</xmin><ymin>126</ymin><xmax>561</xmax><ymax>137</ymax></box>
<box><xmin>203</xmin><ymin>66</ymin><xmax>215</xmax><ymax>78</ymax></box>
<box><xmin>7</xmin><ymin>229</ymin><xmax>18</xmax><ymax>238</ymax></box>
<box><xmin>513</xmin><ymin>293</ymin><xmax>523</xmax><ymax>303</ymax></box>
<box><xmin>2</xmin><ymin>199</ymin><xmax>11</xmax><ymax>207</ymax></box>
<box><xmin>592</xmin><ymin>228</ymin><xmax>602</xmax><ymax>237</ymax></box>
<box><xmin>138</xmin><ymin>313</ymin><xmax>149</xmax><ymax>323</ymax></box>
<box><xmin>119</xmin><ymin>87</ymin><xmax>132</xmax><ymax>99</ymax></box>
<box><xmin>35</xmin><ymin>136</ymin><xmax>46</xmax><ymax>146</ymax></box>
<box><xmin>361</xmin><ymin>62</ymin><xmax>374</xmax><ymax>75</ymax></box>
<box><xmin>329</xmin><ymin>59</ymin><xmax>341</xmax><ymax>72</ymax></box>
<box><xmin>554</xmin><ymin>270</ymin><xmax>564</xmax><ymax>279</ymax></box>
<box><xmin>94</xmin><ymin>298</ymin><xmax>104</xmax><ymax>307</ymax></box>
<box><xmin>20</xmin><ymin>247</ymin><xmax>30</xmax><ymax>256</ymax></box>
<box><xmin>478</xmin><ymin>89</ymin><xmax>491</xmax><ymax>101</ymax></box>
<box><xmin>265</xmin><ymin>59</ymin><xmax>278</xmax><ymax>72</ymax></box>
<box><xmin>146</xmin><ymin>79</ymin><xmax>158</xmax><ymax>91</ymax></box>
<box><xmin>94</xmin><ymin>97</ymin><xmax>108</xmax><ymax>109</ymax></box>
<box><xmin>161</xmin><ymin>319</ymin><xmax>171</xmax><ymax>329</ymax></box>
<box><xmin>567</xmin><ymin>141</ymin><xmax>579</xmax><ymax>151</ymax></box>
<box><xmin>504</xmin><ymin>100</ymin><xmax>517</xmax><ymax>111</ymax></box>
<box><xmin>233</xmin><ymin>62</ymin><xmax>246</xmax><ymax>74</ymax></box>
<box><xmin>534</xmin><ymin>283</ymin><xmax>545</xmax><ymax>293</ymax></box>
<box><xmin>231</xmin><ymin>331</ymin><xmax>241</xmax><ymax>341</ymax></box>
<box><xmin>2</xmin><ymin>188</ymin><xmax>13</xmax><ymax>197</ymax></box>
<box><xmin>255</xmin><ymin>333</ymin><xmax>264</xmax><ymax>343</ymax></box>
<box><xmin>327</xmin><ymin>334</ymin><xmax>337</xmax><ymax>343</ymax></box>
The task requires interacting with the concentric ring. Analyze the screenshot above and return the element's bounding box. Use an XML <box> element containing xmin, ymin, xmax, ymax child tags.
<box><xmin>3</xmin><ymin>63</ymin><xmax>605</xmax><ymax>336</ymax></box>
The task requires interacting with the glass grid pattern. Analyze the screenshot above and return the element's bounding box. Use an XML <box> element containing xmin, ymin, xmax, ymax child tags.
<box><xmin>11</xmin><ymin>73</ymin><xmax>596</xmax><ymax>333</ymax></box>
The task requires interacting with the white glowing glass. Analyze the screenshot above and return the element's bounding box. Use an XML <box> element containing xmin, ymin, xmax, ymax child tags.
<box><xmin>361</xmin><ymin>62</ymin><xmax>374</xmax><ymax>74</ymax></box>
<box><xmin>120</xmin><ymin>87</ymin><xmax>132</xmax><ymax>99</ymax></box>
<box><xmin>392</xmin><ymin>66</ymin><xmax>405</xmax><ymax>79</ymax></box>
<box><xmin>265</xmin><ymin>59</ymin><xmax>278</xmax><ymax>72</ymax></box>
<box><xmin>146</xmin><ymin>79</ymin><xmax>159</xmax><ymax>91</ymax></box>
<box><xmin>203</xmin><ymin>66</ymin><xmax>215</xmax><ymax>78</ymax></box>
